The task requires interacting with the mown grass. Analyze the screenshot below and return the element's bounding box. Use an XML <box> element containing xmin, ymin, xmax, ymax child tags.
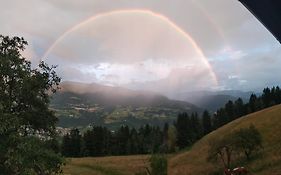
<box><xmin>63</xmin><ymin>155</ymin><xmax>149</xmax><ymax>175</ymax></box>
<box><xmin>169</xmin><ymin>104</ymin><xmax>281</xmax><ymax>175</ymax></box>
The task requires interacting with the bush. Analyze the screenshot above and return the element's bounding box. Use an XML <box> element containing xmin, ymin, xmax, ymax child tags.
<box><xmin>149</xmin><ymin>154</ymin><xmax>167</xmax><ymax>175</ymax></box>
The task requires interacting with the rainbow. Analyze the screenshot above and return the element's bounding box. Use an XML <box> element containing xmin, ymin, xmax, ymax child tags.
<box><xmin>41</xmin><ymin>9</ymin><xmax>218</xmax><ymax>85</ymax></box>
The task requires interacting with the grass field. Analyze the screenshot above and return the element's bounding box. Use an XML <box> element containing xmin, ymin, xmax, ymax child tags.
<box><xmin>63</xmin><ymin>155</ymin><xmax>150</xmax><ymax>175</ymax></box>
<box><xmin>63</xmin><ymin>105</ymin><xmax>281</xmax><ymax>175</ymax></box>
<box><xmin>169</xmin><ymin>104</ymin><xmax>281</xmax><ymax>175</ymax></box>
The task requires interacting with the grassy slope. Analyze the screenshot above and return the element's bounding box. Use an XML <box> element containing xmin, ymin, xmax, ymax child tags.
<box><xmin>169</xmin><ymin>104</ymin><xmax>281</xmax><ymax>175</ymax></box>
<box><xmin>63</xmin><ymin>155</ymin><xmax>149</xmax><ymax>175</ymax></box>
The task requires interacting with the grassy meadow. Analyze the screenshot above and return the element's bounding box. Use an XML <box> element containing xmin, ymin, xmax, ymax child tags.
<box><xmin>63</xmin><ymin>155</ymin><xmax>150</xmax><ymax>175</ymax></box>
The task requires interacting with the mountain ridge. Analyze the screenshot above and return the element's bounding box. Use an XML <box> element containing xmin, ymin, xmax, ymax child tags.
<box><xmin>51</xmin><ymin>81</ymin><xmax>201</xmax><ymax>128</ymax></box>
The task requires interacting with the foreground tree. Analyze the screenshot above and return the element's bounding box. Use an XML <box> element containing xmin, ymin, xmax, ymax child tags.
<box><xmin>207</xmin><ymin>135</ymin><xmax>235</xmax><ymax>169</ymax></box>
<box><xmin>233</xmin><ymin>125</ymin><xmax>263</xmax><ymax>160</ymax></box>
<box><xmin>208</xmin><ymin>125</ymin><xmax>262</xmax><ymax>170</ymax></box>
<box><xmin>0</xmin><ymin>35</ymin><xmax>63</xmax><ymax>174</ymax></box>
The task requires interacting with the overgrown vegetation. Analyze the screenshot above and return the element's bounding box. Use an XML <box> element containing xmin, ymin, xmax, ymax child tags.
<box><xmin>0</xmin><ymin>35</ymin><xmax>63</xmax><ymax>174</ymax></box>
<box><xmin>149</xmin><ymin>155</ymin><xmax>167</xmax><ymax>175</ymax></box>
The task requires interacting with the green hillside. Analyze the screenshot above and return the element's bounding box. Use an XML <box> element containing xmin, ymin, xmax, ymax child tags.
<box><xmin>51</xmin><ymin>81</ymin><xmax>200</xmax><ymax>129</ymax></box>
<box><xmin>169</xmin><ymin>104</ymin><xmax>281</xmax><ymax>175</ymax></box>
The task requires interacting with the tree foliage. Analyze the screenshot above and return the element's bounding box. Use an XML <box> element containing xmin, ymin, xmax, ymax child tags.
<box><xmin>62</xmin><ymin>124</ymin><xmax>165</xmax><ymax>157</ymax></box>
<box><xmin>212</xmin><ymin>86</ymin><xmax>281</xmax><ymax>130</ymax></box>
<box><xmin>233</xmin><ymin>125</ymin><xmax>263</xmax><ymax>160</ymax></box>
<box><xmin>0</xmin><ymin>35</ymin><xmax>63</xmax><ymax>174</ymax></box>
<box><xmin>202</xmin><ymin>110</ymin><xmax>212</xmax><ymax>135</ymax></box>
<box><xmin>208</xmin><ymin>125</ymin><xmax>262</xmax><ymax>169</ymax></box>
<box><xmin>149</xmin><ymin>154</ymin><xmax>167</xmax><ymax>175</ymax></box>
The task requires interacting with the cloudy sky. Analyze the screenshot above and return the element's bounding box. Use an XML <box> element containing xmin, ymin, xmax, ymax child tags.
<box><xmin>1</xmin><ymin>0</ymin><xmax>280</xmax><ymax>96</ymax></box>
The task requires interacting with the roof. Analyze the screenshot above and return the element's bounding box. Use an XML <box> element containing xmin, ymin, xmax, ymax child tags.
<box><xmin>238</xmin><ymin>0</ymin><xmax>281</xmax><ymax>43</ymax></box>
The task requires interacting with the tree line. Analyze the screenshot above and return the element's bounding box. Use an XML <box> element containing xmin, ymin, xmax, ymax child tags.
<box><xmin>212</xmin><ymin>86</ymin><xmax>281</xmax><ymax>129</ymax></box>
<box><xmin>61</xmin><ymin>112</ymin><xmax>205</xmax><ymax>157</ymax></box>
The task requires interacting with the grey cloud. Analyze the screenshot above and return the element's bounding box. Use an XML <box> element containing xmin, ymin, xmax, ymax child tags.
<box><xmin>1</xmin><ymin>0</ymin><xmax>280</xmax><ymax>95</ymax></box>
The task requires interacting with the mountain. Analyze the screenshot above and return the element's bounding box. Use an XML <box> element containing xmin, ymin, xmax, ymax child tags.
<box><xmin>169</xmin><ymin>104</ymin><xmax>281</xmax><ymax>175</ymax></box>
<box><xmin>174</xmin><ymin>90</ymin><xmax>255</xmax><ymax>111</ymax></box>
<box><xmin>51</xmin><ymin>81</ymin><xmax>201</xmax><ymax>129</ymax></box>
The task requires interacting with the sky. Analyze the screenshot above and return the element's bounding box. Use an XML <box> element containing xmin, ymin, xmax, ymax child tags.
<box><xmin>1</xmin><ymin>0</ymin><xmax>280</xmax><ymax>96</ymax></box>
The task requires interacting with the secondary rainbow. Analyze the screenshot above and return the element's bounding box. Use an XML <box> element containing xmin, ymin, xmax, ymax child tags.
<box><xmin>41</xmin><ymin>9</ymin><xmax>218</xmax><ymax>85</ymax></box>
<box><xmin>190</xmin><ymin>0</ymin><xmax>227</xmax><ymax>45</ymax></box>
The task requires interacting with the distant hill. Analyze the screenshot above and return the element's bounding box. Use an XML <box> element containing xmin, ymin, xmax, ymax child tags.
<box><xmin>169</xmin><ymin>104</ymin><xmax>281</xmax><ymax>175</ymax></box>
<box><xmin>186</xmin><ymin>94</ymin><xmax>237</xmax><ymax>112</ymax></box>
<box><xmin>174</xmin><ymin>90</ymin><xmax>254</xmax><ymax>111</ymax></box>
<box><xmin>51</xmin><ymin>81</ymin><xmax>201</xmax><ymax>129</ymax></box>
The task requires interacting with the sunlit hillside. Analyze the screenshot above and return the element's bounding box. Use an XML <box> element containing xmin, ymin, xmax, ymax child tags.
<box><xmin>169</xmin><ymin>104</ymin><xmax>281</xmax><ymax>175</ymax></box>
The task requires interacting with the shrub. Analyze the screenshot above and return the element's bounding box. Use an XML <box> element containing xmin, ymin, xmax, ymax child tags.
<box><xmin>149</xmin><ymin>154</ymin><xmax>167</xmax><ymax>175</ymax></box>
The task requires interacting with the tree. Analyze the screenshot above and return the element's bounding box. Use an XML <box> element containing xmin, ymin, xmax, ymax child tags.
<box><xmin>202</xmin><ymin>110</ymin><xmax>212</xmax><ymax>135</ymax></box>
<box><xmin>175</xmin><ymin>113</ymin><xmax>191</xmax><ymax>149</ymax></box>
<box><xmin>151</xmin><ymin>126</ymin><xmax>163</xmax><ymax>153</ymax></box>
<box><xmin>248</xmin><ymin>94</ymin><xmax>256</xmax><ymax>113</ymax></box>
<box><xmin>62</xmin><ymin>133</ymin><xmax>72</xmax><ymax>157</ymax></box>
<box><xmin>128</xmin><ymin>128</ymin><xmax>139</xmax><ymax>154</ymax></box>
<box><xmin>0</xmin><ymin>35</ymin><xmax>63</xmax><ymax>174</ymax></box>
<box><xmin>149</xmin><ymin>155</ymin><xmax>167</xmax><ymax>175</ymax></box>
<box><xmin>208</xmin><ymin>125</ymin><xmax>263</xmax><ymax>169</ymax></box>
<box><xmin>233</xmin><ymin>125</ymin><xmax>262</xmax><ymax>160</ymax></box>
<box><xmin>70</xmin><ymin>128</ymin><xmax>82</xmax><ymax>157</ymax></box>
<box><xmin>213</xmin><ymin>108</ymin><xmax>228</xmax><ymax>128</ymax></box>
<box><xmin>225</xmin><ymin>100</ymin><xmax>234</xmax><ymax>121</ymax></box>
<box><xmin>167</xmin><ymin>125</ymin><xmax>177</xmax><ymax>152</ymax></box>
<box><xmin>116</xmin><ymin>125</ymin><xmax>130</xmax><ymax>155</ymax></box>
<box><xmin>234</xmin><ymin>98</ymin><xmax>245</xmax><ymax>118</ymax></box>
<box><xmin>208</xmin><ymin>135</ymin><xmax>236</xmax><ymax>169</ymax></box>
<box><xmin>190</xmin><ymin>112</ymin><xmax>202</xmax><ymax>141</ymax></box>
<box><xmin>163</xmin><ymin>123</ymin><xmax>169</xmax><ymax>146</ymax></box>
<box><xmin>262</xmin><ymin>88</ymin><xmax>271</xmax><ymax>107</ymax></box>
<box><xmin>275</xmin><ymin>86</ymin><xmax>281</xmax><ymax>104</ymax></box>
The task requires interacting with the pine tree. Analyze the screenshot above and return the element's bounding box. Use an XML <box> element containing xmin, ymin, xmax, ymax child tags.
<box><xmin>190</xmin><ymin>113</ymin><xmax>202</xmax><ymax>142</ymax></box>
<box><xmin>225</xmin><ymin>100</ymin><xmax>234</xmax><ymax>121</ymax></box>
<box><xmin>249</xmin><ymin>94</ymin><xmax>258</xmax><ymax>112</ymax></box>
<box><xmin>202</xmin><ymin>110</ymin><xmax>212</xmax><ymax>135</ymax></box>
<box><xmin>234</xmin><ymin>98</ymin><xmax>245</xmax><ymax>118</ymax></box>
<box><xmin>175</xmin><ymin>113</ymin><xmax>191</xmax><ymax>149</ymax></box>
<box><xmin>262</xmin><ymin>87</ymin><xmax>271</xmax><ymax>107</ymax></box>
<box><xmin>82</xmin><ymin>129</ymin><xmax>95</xmax><ymax>156</ymax></box>
<box><xmin>69</xmin><ymin>128</ymin><xmax>82</xmax><ymax>157</ymax></box>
